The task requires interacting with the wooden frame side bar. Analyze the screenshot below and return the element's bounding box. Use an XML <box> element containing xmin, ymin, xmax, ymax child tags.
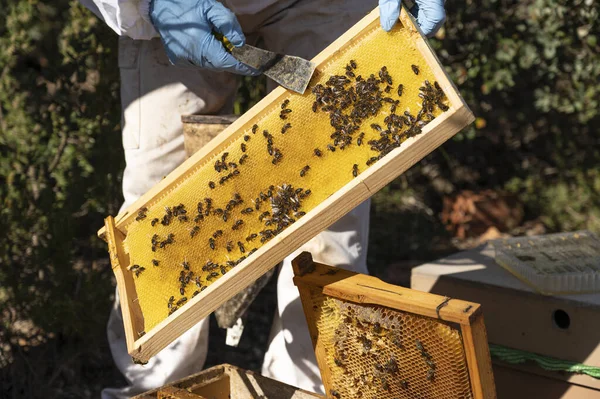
<box><xmin>294</xmin><ymin>282</ymin><xmax>335</xmax><ymax>394</ymax></box>
<box><xmin>460</xmin><ymin>314</ymin><xmax>497</xmax><ymax>399</ymax></box>
<box><xmin>104</xmin><ymin>216</ymin><xmax>145</xmax><ymax>354</ymax></box>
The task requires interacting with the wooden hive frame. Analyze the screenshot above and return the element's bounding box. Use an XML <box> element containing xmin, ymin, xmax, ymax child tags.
<box><xmin>291</xmin><ymin>252</ymin><xmax>496</xmax><ymax>399</ymax></box>
<box><xmin>100</xmin><ymin>6</ymin><xmax>475</xmax><ymax>362</ymax></box>
<box><xmin>133</xmin><ymin>364</ymin><xmax>323</xmax><ymax>399</ymax></box>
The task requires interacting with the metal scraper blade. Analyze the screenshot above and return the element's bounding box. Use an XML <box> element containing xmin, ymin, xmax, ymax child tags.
<box><xmin>231</xmin><ymin>44</ymin><xmax>316</xmax><ymax>94</ymax></box>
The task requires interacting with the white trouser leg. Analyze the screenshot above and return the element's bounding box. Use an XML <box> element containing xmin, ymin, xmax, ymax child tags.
<box><xmin>258</xmin><ymin>0</ymin><xmax>377</xmax><ymax>393</ymax></box>
<box><xmin>102</xmin><ymin>37</ymin><xmax>238</xmax><ymax>399</ymax></box>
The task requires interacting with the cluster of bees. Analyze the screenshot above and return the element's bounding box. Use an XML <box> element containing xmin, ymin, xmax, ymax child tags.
<box><xmin>129</xmin><ymin>59</ymin><xmax>448</xmax><ymax>321</ymax></box>
<box><xmin>311</xmin><ymin>60</ymin><xmax>447</xmax><ymax>172</ymax></box>
<box><xmin>325</xmin><ymin>301</ymin><xmax>444</xmax><ymax>398</ymax></box>
<box><xmin>133</xmin><ymin>182</ymin><xmax>311</xmax><ymax>315</ymax></box>
<box><xmin>416</xmin><ymin>339</ymin><xmax>437</xmax><ymax>382</ymax></box>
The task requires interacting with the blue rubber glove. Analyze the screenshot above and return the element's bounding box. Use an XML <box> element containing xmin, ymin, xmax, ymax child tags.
<box><xmin>379</xmin><ymin>0</ymin><xmax>446</xmax><ymax>37</ymax></box>
<box><xmin>149</xmin><ymin>0</ymin><xmax>259</xmax><ymax>75</ymax></box>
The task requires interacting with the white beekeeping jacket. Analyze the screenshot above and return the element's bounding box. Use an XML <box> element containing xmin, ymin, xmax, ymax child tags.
<box><xmin>79</xmin><ymin>0</ymin><xmax>279</xmax><ymax>40</ymax></box>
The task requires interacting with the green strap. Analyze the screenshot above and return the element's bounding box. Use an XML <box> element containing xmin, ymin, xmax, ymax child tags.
<box><xmin>489</xmin><ymin>344</ymin><xmax>600</xmax><ymax>379</ymax></box>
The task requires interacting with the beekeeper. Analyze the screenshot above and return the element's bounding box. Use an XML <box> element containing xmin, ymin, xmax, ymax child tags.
<box><xmin>79</xmin><ymin>0</ymin><xmax>445</xmax><ymax>397</ymax></box>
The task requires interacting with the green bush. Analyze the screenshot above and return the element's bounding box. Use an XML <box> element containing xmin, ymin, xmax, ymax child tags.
<box><xmin>0</xmin><ymin>0</ymin><xmax>122</xmax><ymax>388</ymax></box>
<box><xmin>430</xmin><ymin>0</ymin><xmax>599</xmax><ymax>227</ymax></box>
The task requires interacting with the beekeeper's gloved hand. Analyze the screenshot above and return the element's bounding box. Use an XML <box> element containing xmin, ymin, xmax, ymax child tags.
<box><xmin>379</xmin><ymin>0</ymin><xmax>446</xmax><ymax>37</ymax></box>
<box><xmin>149</xmin><ymin>0</ymin><xmax>259</xmax><ymax>75</ymax></box>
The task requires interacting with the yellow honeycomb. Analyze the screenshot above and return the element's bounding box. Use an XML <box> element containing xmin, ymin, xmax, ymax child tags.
<box><xmin>124</xmin><ymin>22</ymin><xmax>448</xmax><ymax>331</ymax></box>
<box><xmin>308</xmin><ymin>288</ymin><xmax>472</xmax><ymax>399</ymax></box>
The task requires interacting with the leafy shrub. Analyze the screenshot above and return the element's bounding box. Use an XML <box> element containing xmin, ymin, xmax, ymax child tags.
<box><xmin>0</xmin><ymin>0</ymin><xmax>121</xmax><ymax>366</ymax></box>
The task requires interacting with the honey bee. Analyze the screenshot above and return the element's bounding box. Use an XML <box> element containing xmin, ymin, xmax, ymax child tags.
<box><xmin>330</xmin><ymin>390</ymin><xmax>341</xmax><ymax>399</ymax></box>
<box><xmin>181</xmin><ymin>261</ymin><xmax>190</xmax><ymax>270</ymax></box>
<box><xmin>176</xmin><ymin>297</ymin><xmax>187</xmax><ymax>306</ymax></box>
<box><xmin>209</xmin><ymin>238</ymin><xmax>215</xmax><ymax>250</ymax></box>
<box><xmin>400</xmin><ymin>380</ymin><xmax>409</xmax><ymax>389</ymax></box>
<box><xmin>239</xmin><ymin>154</ymin><xmax>248</xmax><ymax>165</ymax></box>
<box><xmin>252</xmin><ymin>124</ymin><xmax>258</xmax><ymax>134</ymax></box>
<box><xmin>281</xmin><ymin>99</ymin><xmax>289</xmax><ymax>109</ymax></box>
<box><xmin>416</xmin><ymin>339</ymin><xmax>425</xmax><ymax>352</ymax></box>
<box><xmin>152</xmin><ymin>259</ymin><xmax>159</xmax><ymax>266</ymax></box>
<box><xmin>240</xmin><ymin>143</ymin><xmax>246</xmax><ymax>152</ymax></box>
<box><xmin>327</xmin><ymin>144</ymin><xmax>336</xmax><ymax>152</ymax></box>
<box><xmin>372</xmin><ymin>322</ymin><xmax>381</xmax><ymax>334</ymax></box>
<box><xmin>241</xmin><ymin>207</ymin><xmax>253</xmax><ymax>215</ymax></box>
<box><xmin>397</xmin><ymin>83</ymin><xmax>404</xmax><ymax>97</ymax></box>
<box><xmin>178</xmin><ymin>215</ymin><xmax>189</xmax><ymax>222</ymax></box>
<box><xmin>427</xmin><ymin>369</ymin><xmax>435</xmax><ymax>381</ymax></box>
<box><xmin>425</xmin><ymin>358</ymin><xmax>436</xmax><ymax>369</ymax></box>
<box><xmin>350</xmin><ymin>59</ymin><xmax>357</xmax><ymax>69</ymax></box>
<box><xmin>356</xmin><ymin>132</ymin><xmax>364</xmax><ymax>146</ymax></box>
<box><xmin>243</xmin><ymin>135</ymin><xmax>250</xmax><ymax>142</ymax></box>
<box><xmin>279</xmin><ymin>108</ymin><xmax>292</xmax><ymax>119</ymax></box>
<box><xmin>206</xmin><ymin>271</ymin><xmax>219</xmax><ymax>281</ymax></box>
<box><xmin>167</xmin><ymin>296</ymin><xmax>174</xmax><ymax>309</ymax></box>
<box><xmin>190</xmin><ymin>226</ymin><xmax>200</xmax><ymax>238</ymax></box>
<box><xmin>299</xmin><ymin>165</ymin><xmax>310</xmax><ymax>177</ymax></box>
<box><xmin>135</xmin><ymin>207</ymin><xmax>148</xmax><ymax>221</ymax></box>
<box><xmin>366</xmin><ymin>156</ymin><xmax>378</xmax><ymax>166</ymax></box>
<box><xmin>151</xmin><ymin>218</ymin><xmax>159</xmax><ymax>226</ymax></box>
<box><xmin>232</xmin><ymin>220</ymin><xmax>244</xmax><ymax>230</ymax></box>
<box><xmin>314</xmin><ymin>148</ymin><xmax>322</xmax><ymax>157</ymax></box>
<box><xmin>179</xmin><ymin>287</ymin><xmax>185</xmax><ymax>295</ymax></box>
<box><xmin>213</xmin><ymin>230</ymin><xmax>223</xmax><ymax>239</ymax></box>
<box><xmin>411</xmin><ymin>64</ymin><xmax>420</xmax><ymax>75</ymax></box>
<box><xmin>202</xmin><ymin>261</ymin><xmax>218</xmax><ymax>272</ymax></box>
<box><xmin>370</xmin><ymin>123</ymin><xmax>383</xmax><ymax>133</ymax></box>
<box><xmin>437</xmin><ymin>101</ymin><xmax>449</xmax><ymax>111</ymax></box>
<box><xmin>281</xmin><ymin>123</ymin><xmax>291</xmax><ymax>134</ymax></box>
<box><xmin>220</xmin><ymin>265</ymin><xmax>227</xmax><ymax>275</ymax></box>
<box><xmin>246</xmin><ymin>233</ymin><xmax>257</xmax><ymax>242</ymax></box>
<box><xmin>352</xmin><ymin>164</ymin><xmax>358</xmax><ymax>177</ymax></box>
<box><xmin>192</xmin><ymin>290</ymin><xmax>200</xmax><ymax>297</ymax></box>
<box><xmin>381</xmin><ymin>378</ymin><xmax>390</xmax><ymax>391</ymax></box>
<box><xmin>312</xmin><ymin>101</ymin><xmax>318</xmax><ymax>112</ymax></box>
<box><xmin>237</xmin><ymin>241</ymin><xmax>245</xmax><ymax>253</ymax></box>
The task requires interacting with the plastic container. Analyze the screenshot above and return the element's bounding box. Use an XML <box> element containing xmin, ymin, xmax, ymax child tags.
<box><xmin>492</xmin><ymin>231</ymin><xmax>600</xmax><ymax>295</ymax></box>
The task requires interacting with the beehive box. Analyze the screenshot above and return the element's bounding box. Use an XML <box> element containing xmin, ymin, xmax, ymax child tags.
<box><xmin>292</xmin><ymin>252</ymin><xmax>496</xmax><ymax>399</ymax></box>
<box><xmin>132</xmin><ymin>364</ymin><xmax>323</xmax><ymax>399</ymax></box>
<box><xmin>101</xmin><ymin>6</ymin><xmax>474</xmax><ymax>362</ymax></box>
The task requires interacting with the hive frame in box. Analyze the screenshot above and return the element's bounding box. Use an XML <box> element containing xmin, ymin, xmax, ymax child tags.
<box><xmin>100</xmin><ymin>6</ymin><xmax>475</xmax><ymax>362</ymax></box>
<box><xmin>292</xmin><ymin>252</ymin><xmax>496</xmax><ymax>399</ymax></box>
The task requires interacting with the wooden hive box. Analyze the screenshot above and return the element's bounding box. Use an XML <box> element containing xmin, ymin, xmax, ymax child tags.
<box><xmin>291</xmin><ymin>251</ymin><xmax>496</xmax><ymax>399</ymax></box>
<box><xmin>411</xmin><ymin>244</ymin><xmax>600</xmax><ymax>397</ymax></box>
<box><xmin>100</xmin><ymin>6</ymin><xmax>474</xmax><ymax>363</ymax></box>
<box><xmin>132</xmin><ymin>364</ymin><xmax>323</xmax><ymax>399</ymax></box>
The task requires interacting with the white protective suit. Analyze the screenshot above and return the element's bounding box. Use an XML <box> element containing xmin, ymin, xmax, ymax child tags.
<box><xmin>84</xmin><ymin>0</ymin><xmax>376</xmax><ymax>397</ymax></box>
